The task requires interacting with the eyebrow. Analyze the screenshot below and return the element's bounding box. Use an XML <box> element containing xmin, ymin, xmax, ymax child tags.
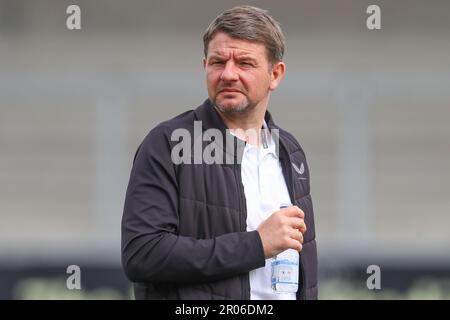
<box><xmin>235</xmin><ymin>55</ymin><xmax>257</xmax><ymax>62</ymax></box>
<box><xmin>207</xmin><ymin>54</ymin><xmax>225</xmax><ymax>60</ymax></box>
<box><xmin>208</xmin><ymin>53</ymin><xmax>257</xmax><ymax>61</ymax></box>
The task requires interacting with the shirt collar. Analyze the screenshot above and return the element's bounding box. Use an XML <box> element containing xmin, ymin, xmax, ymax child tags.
<box><xmin>232</xmin><ymin>120</ymin><xmax>278</xmax><ymax>158</ymax></box>
<box><xmin>261</xmin><ymin>120</ymin><xmax>278</xmax><ymax>158</ymax></box>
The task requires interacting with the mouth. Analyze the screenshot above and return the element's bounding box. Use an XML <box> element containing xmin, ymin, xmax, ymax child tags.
<box><xmin>219</xmin><ymin>89</ymin><xmax>242</xmax><ymax>94</ymax></box>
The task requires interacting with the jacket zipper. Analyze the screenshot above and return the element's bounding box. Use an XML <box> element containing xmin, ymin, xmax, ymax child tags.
<box><xmin>278</xmin><ymin>139</ymin><xmax>307</xmax><ymax>300</ymax></box>
<box><xmin>235</xmin><ymin>134</ymin><xmax>305</xmax><ymax>300</ymax></box>
<box><xmin>234</xmin><ymin>163</ymin><xmax>250</xmax><ymax>300</ymax></box>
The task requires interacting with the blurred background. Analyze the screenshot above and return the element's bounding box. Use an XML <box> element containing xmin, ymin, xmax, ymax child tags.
<box><xmin>0</xmin><ymin>0</ymin><xmax>449</xmax><ymax>299</ymax></box>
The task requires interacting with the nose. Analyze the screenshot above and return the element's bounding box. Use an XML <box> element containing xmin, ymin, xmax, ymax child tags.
<box><xmin>220</xmin><ymin>61</ymin><xmax>239</xmax><ymax>82</ymax></box>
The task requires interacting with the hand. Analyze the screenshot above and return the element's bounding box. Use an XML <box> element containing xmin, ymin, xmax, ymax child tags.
<box><xmin>256</xmin><ymin>206</ymin><xmax>307</xmax><ymax>258</ymax></box>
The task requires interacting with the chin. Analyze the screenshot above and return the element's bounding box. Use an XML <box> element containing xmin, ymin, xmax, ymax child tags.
<box><xmin>215</xmin><ymin>96</ymin><xmax>250</xmax><ymax>113</ymax></box>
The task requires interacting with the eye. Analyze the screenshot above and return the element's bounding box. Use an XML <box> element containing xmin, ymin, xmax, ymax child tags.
<box><xmin>240</xmin><ymin>61</ymin><xmax>255</xmax><ymax>67</ymax></box>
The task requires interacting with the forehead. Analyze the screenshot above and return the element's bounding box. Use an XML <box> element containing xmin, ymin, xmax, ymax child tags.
<box><xmin>207</xmin><ymin>32</ymin><xmax>267</xmax><ymax>58</ymax></box>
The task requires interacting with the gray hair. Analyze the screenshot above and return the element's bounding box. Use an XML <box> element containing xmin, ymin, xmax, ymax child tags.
<box><xmin>203</xmin><ymin>5</ymin><xmax>286</xmax><ymax>65</ymax></box>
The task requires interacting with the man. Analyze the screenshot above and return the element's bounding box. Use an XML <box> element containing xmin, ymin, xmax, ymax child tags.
<box><xmin>121</xmin><ymin>5</ymin><xmax>318</xmax><ymax>300</ymax></box>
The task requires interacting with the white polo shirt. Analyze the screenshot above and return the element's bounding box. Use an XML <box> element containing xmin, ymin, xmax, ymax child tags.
<box><xmin>237</xmin><ymin>122</ymin><xmax>297</xmax><ymax>300</ymax></box>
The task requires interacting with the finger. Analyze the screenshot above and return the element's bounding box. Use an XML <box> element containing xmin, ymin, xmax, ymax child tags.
<box><xmin>294</xmin><ymin>206</ymin><xmax>305</xmax><ymax>219</ymax></box>
<box><xmin>288</xmin><ymin>228</ymin><xmax>303</xmax><ymax>244</ymax></box>
<box><xmin>286</xmin><ymin>238</ymin><xmax>303</xmax><ymax>252</ymax></box>
<box><xmin>299</xmin><ymin>224</ymin><xmax>307</xmax><ymax>234</ymax></box>
<box><xmin>282</xmin><ymin>206</ymin><xmax>305</xmax><ymax>219</ymax></box>
<box><xmin>286</xmin><ymin>217</ymin><xmax>305</xmax><ymax>230</ymax></box>
<box><xmin>286</xmin><ymin>217</ymin><xmax>307</xmax><ymax>234</ymax></box>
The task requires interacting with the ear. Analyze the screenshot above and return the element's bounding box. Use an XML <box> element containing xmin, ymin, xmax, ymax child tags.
<box><xmin>203</xmin><ymin>57</ymin><xmax>207</xmax><ymax>69</ymax></box>
<box><xmin>269</xmin><ymin>61</ymin><xmax>286</xmax><ymax>91</ymax></box>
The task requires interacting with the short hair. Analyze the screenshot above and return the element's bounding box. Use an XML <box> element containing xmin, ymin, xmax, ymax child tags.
<box><xmin>203</xmin><ymin>5</ymin><xmax>286</xmax><ymax>65</ymax></box>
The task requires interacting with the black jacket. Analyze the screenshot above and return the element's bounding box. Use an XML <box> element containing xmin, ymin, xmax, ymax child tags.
<box><xmin>121</xmin><ymin>99</ymin><xmax>318</xmax><ymax>299</ymax></box>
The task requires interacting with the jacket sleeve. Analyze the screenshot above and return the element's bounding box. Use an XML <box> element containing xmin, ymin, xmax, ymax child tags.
<box><xmin>121</xmin><ymin>125</ymin><xmax>266</xmax><ymax>284</ymax></box>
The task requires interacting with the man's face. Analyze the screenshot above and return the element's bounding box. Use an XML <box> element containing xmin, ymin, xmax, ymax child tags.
<box><xmin>203</xmin><ymin>32</ymin><xmax>284</xmax><ymax>114</ymax></box>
